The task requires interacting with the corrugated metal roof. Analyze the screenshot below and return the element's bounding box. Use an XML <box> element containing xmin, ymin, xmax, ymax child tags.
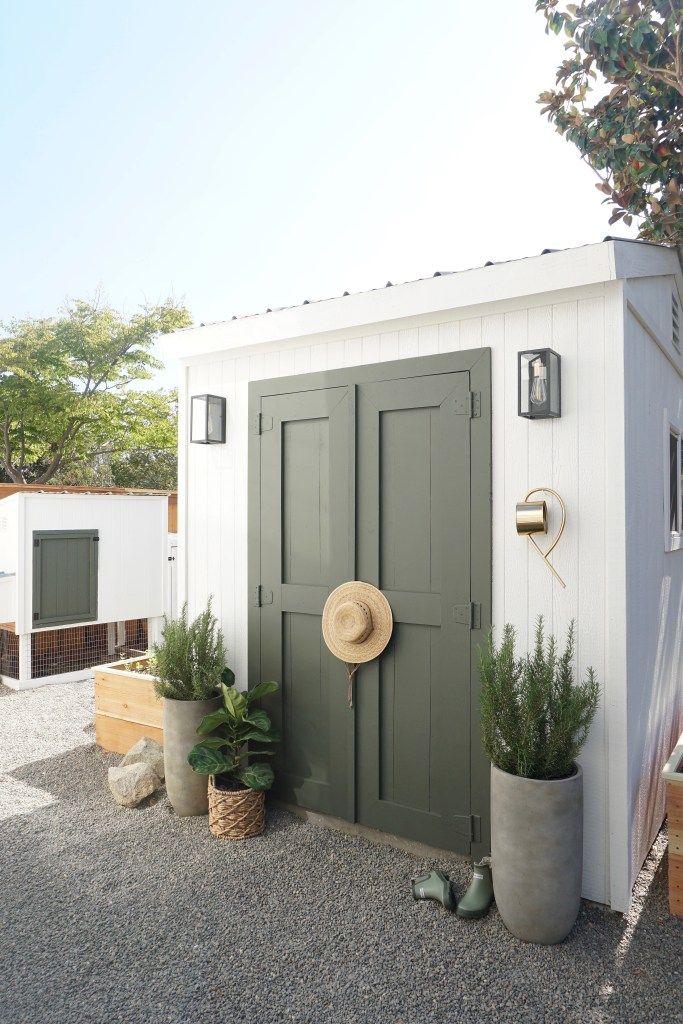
<box><xmin>187</xmin><ymin>236</ymin><xmax>670</xmax><ymax>332</ymax></box>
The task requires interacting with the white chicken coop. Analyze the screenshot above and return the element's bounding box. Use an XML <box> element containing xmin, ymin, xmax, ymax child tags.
<box><xmin>0</xmin><ymin>491</ymin><xmax>169</xmax><ymax>689</ymax></box>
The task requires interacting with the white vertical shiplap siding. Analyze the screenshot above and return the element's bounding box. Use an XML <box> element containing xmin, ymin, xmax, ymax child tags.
<box><xmin>624</xmin><ymin>279</ymin><xmax>683</xmax><ymax>895</ymax></box>
<box><xmin>179</xmin><ymin>279</ymin><xmax>627</xmax><ymax>908</ymax></box>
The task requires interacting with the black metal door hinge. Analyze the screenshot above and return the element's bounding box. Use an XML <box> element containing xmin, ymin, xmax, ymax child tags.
<box><xmin>453</xmin><ymin>391</ymin><xmax>480</xmax><ymax>418</ymax></box>
<box><xmin>470</xmin><ymin>814</ymin><xmax>482</xmax><ymax>843</ymax></box>
<box><xmin>251</xmin><ymin>413</ymin><xmax>273</xmax><ymax>435</ymax></box>
<box><xmin>452</xmin><ymin>602</ymin><xmax>482</xmax><ymax>629</ymax></box>
<box><xmin>254</xmin><ymin>585</ymin><xmax>273</xmax><ymax>607</ymax></box>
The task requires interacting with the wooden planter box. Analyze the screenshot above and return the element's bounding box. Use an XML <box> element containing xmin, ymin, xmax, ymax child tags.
<box><xmin>663</xmin><ymin>732</ymin><xmax>683</xmax><ymax>918</ymax></box>
<box><xmin>94</xmin><ymin>656</ymin><xmax>163</xmax><ymax>754</ymax></box>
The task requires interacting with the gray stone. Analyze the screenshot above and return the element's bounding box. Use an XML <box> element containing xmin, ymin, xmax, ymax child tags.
<box><xmin>108</xmin><ymin>762</ymin><xmax>160</xmax><ymax>808</ymax></box>
<box><xmin>120</xmin><ymin>736</ymin><xmax>165</xmax><ymax>781</ymax></box>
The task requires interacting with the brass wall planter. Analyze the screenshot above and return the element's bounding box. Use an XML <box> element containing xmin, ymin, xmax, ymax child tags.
<box><xmin>516</xmin><ymin>487</ymin><xmax>567</xmax><ymax>588</ymax></box>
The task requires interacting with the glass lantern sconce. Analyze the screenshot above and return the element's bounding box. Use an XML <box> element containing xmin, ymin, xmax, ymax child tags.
<box><xmin>190</xmin><ymin>394</ymin><xmax>226</xmax><ymax>444</ymax></box>
<box><xmin>518</xmin><ymin>349</ymin><xmax>561</xmax><ymax>419</ymax></box>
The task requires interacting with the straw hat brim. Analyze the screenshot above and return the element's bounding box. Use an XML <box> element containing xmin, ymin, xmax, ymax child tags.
<box><xmin>322</xmin><ymin>581</ymin><xmax>393</xmax><ymax>665</ymax></box>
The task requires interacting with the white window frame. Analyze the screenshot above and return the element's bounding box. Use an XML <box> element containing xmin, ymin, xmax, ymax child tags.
<box><xmin>665</xmin><ymin>414</ymin><xmax>683</xmax><ymax>552</ymax></box>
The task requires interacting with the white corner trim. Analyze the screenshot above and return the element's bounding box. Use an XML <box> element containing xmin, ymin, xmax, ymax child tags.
<box><xmin>604</xmin><ymin>281</ymin><xmax>631</xmax><ymax>913</ymax></box>
<box><xmin>177</xmin><ymin>362</ymin><xmax>189</xmax><ymax>612</ymax></box>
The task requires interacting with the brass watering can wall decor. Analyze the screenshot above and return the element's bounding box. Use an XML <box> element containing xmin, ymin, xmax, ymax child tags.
<box><xmin>515</xmin><ymin>487</ymin><xmax>566</xmax><ymax>588</ymax></box>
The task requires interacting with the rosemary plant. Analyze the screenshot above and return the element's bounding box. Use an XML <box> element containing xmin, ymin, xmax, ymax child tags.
<box><xmin>479</xmin><ymin>617</ymin><xmax>600</xmax><ymax>780</ymax></box>
<box><xmin>153</xmin><ymin>600</ymin><xmax>226</xmax><ymax>701</ymax></box>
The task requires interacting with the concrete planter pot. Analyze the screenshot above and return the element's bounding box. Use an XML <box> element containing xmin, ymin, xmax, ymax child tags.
<box><xmin>163</xmin><ymin>695</ymin><xmax>221</xmax><ymax>816</ymax></box>
<box><xmin>491</xmin><ymin>762</ymin><xmax>583</xmax><ymax>945</ymax></box>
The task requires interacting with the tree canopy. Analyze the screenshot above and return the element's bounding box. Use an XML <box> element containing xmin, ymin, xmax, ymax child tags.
<box><xmin>537</xmin><ymin>1</ymin><xmax>683</xmax><ymax>242</ymax></box>
<box><xmin>0</xmin><ymin>298</ymin><xmax>190</xmax><ymax>486</ymax></box>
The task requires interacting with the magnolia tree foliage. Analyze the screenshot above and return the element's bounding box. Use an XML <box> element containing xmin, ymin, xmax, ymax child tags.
<box><xmin>537</xmin><ymin>0</ymin><xmax>683</xmax><ymax>242</ymax></box>
<box><xmin>0</xmin><ymin>298</ymin><xmax>189</xmax><ymax>485</ymax></box>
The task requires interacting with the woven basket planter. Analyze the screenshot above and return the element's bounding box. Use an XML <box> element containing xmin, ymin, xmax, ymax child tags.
<box><xmin>208</xmin><ymin>776</ymin><xmax>265</xmax><ymax>839</ymax></box>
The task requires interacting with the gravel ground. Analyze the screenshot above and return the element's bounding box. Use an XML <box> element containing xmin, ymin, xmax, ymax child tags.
<box><xmin>0</xmin><ymin>678</ymin><xmax>93</xmax><ymax>821</ymax></box>
<box><xmin>0</xmin><ymin>684</ymin><xmax>681</xmax><ymax>1024</ymax></box>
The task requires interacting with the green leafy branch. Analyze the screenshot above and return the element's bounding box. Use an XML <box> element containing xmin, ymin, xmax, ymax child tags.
<box><xmin>536</xmin><ymin>1</ymin><xmax>683</xmax><ymax>242</ymax></box>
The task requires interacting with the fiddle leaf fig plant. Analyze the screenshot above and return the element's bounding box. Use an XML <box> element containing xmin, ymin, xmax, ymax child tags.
<box><xmin>188</xmin><ymin>679</ymin><xmax>279</xmax><ymax>792</ymax></box>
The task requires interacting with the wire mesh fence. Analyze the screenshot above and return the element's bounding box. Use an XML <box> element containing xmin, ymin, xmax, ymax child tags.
<box><xmin>0</xmin><ymin>618</ymin><xmax>149</xmax><ymax>682</ymax></box>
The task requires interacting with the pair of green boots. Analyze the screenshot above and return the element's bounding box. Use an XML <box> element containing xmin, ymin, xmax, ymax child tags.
<box><xmin>411</xmin><ymin>858</ymin><xmax>493</xmax><ymax>919</ymax></box>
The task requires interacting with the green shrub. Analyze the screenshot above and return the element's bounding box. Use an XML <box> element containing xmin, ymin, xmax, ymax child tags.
<box><xmin>188</xmin><ymin>679</ymin><xmax>280</xmax><ymax>792</ymax></box>
<box><xmin>152</xmin><ymin>600</ymin><xmax>226</xmax><ymax>701</ymax></box>
<box><xmin>479</xmin><ymin>617</ymin><xmax>599</xmax><ymax>780</ymax></box>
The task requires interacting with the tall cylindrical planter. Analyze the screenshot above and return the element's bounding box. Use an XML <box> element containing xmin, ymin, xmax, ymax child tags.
<box><xmin>163</xmin><ymin>696</ymin><xmax>221</xmax><ymax>816</ymax></box>
<box><xmin>491</xmin><ymin>762</ymin><xmax>583</xmax><ymax>945</ymax></box>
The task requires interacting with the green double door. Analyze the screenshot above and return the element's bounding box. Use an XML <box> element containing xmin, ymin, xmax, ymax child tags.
<box><xmin>249</xmin><ymin>351</ymin><xmax>491</xmax><ymax>856</ymax></box>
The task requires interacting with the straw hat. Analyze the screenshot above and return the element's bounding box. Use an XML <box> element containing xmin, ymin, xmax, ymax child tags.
<box><xmin>322</xmin><ymin>581</ymin><xmax>393</xmax><ymax>666</ymax></box>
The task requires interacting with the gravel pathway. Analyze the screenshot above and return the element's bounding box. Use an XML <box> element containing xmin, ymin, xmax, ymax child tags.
<box><xmin>0</xmin><ymin>679</ymin><xmax>93</xmax><ymax>821</ymax></box>
<box><xmin>0</xmin><ymin>684</ymin><xmax>681</xmax><ymax>1024</ymax></box>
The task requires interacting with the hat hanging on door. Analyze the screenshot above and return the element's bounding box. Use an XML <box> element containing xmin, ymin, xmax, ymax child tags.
<box><xmin>322</xmin><ymin>581</ymin><xmax>393</xmax><ymax>708</ymax></box>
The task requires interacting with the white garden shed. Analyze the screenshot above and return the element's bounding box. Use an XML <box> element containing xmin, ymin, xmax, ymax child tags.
<box><xmin>163</xmin><ymin>238</ymin><xmax>683</xmax><ymax>913</ymax></box>
<box><xmin>0</xmin><ymin>491</ymin><xmax>168</xmax><ymax>689</ymax></box>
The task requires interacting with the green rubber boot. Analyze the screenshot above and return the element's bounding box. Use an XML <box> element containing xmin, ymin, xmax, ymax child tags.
<box><xmin>411</xmin><ymin>870</ymin><xmax>456</xmax><ymax>912</ymax></box>
<box><xmin>456</xmin><ymin>857</ymin><xmax>494</xmax><ymax>919</ymax></box>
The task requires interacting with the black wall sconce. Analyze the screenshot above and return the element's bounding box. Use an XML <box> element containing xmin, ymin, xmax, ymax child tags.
<box><xmin>190</xmin><ymin>394</ymin><xmax>226</xmax><ymax>444</ymax></box>
<box><xmin>518</xmin><ymin>349</ymin><xmax>561</xmax><ymax>419</ymax></box>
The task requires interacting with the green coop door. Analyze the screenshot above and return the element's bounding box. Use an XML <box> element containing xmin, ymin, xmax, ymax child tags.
<box><xmin>32</xmin><ymin>529</ymin><xmax>99</xmax><ymax>629</ymax></box>
<box><xmin>249</xmin><ymin>351</ymin><xmax>491</xmax><ymax>856</ymax></box>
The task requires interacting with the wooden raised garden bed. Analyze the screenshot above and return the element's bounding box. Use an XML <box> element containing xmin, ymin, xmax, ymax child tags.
<box><xmin>94</xmin><ymin>655</ymin><xmax>162</xmax><ymax>754</ymax></box>
<box><xmin>663</xmin><ymin>731</ymin><xmax>683</xmax><ymax>918</ymax></box>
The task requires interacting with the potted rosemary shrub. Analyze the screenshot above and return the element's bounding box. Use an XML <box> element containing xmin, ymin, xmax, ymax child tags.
<box><xmin>153</xmin><ymin>601</ymin><xmax>225</xmax><ymax>817</ymax></box>
<box><xmin>188</xmin><ymin>679</ymin><xmax>279</xmax><ymax>839</ymax></box>
<box><xmin>480</xmin><ymin>617</ymin><xmax>599</xmax><ymax>944</ymax></box>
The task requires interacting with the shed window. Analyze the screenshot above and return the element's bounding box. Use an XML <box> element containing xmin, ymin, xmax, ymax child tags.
<box><xmin>32</xmin><ymin>529</ymin><xmax>99</xmax><ymax>628</ymax></box>
<box><xmin>673</xmin><ymin>292</ymin><xmax>680</xmax><ymax>352</ymax></box>
<box><xmin>669</xmin><ymin>428</ymin><xmax>683</xmax><ymax>547</ymax></box>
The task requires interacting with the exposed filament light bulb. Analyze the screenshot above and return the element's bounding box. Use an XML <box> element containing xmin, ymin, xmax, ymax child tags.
<box><xmin>529</xmin><ymin>358</ymin><xmax>548</xmax><ymax>406</ymax></box>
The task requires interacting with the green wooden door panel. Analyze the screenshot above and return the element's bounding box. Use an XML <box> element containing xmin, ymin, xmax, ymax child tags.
<box><xmin>282</xmin><ymin>417</ymin><xmax>331</xmax><ymax>586</ymax></box>
<box><xmin>249</xmin><ymin>349</ymin><xmax>492</xmax><ymax>856</ymax></box>
<box><xmin>282</xmin><ymin>612</ymin><xmax>331</xmax><ymax>785</ymax></box>
<box><xmin>256</xmin><ymin>386</ymin><xmax>355</xmax><ymax>819</ymax></box>
<box><xmin>379</xmin><ymin>407</ymin><xmax>439</xmax><ymax>594</ymax></box>
<box><xmin>32</xmin><ymin>529</ymin><xmax>98</xmax><ymax>628</ymax></box>
<box><xmin>355</xmin><ymin>373</ymin><xmax>472</xmax><ymax>852</ymax></box>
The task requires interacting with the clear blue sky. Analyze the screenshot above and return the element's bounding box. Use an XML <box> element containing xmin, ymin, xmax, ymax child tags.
<box><xmin>0</xmin><ymin>1</ymin><xmax>634</xmax><ymax>383</ymax></box>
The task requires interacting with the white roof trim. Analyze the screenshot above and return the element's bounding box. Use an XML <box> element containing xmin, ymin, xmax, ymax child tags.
<box><xmin>162</xmin><ymin>240</ymin><xmax>681</xmax><ymax>361</ymax></box>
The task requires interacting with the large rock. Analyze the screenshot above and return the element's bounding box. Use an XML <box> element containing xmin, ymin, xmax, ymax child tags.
<box><xmin>120</xmin><ymin>736</ymin><xmax>165</xmax><ymax>781</ymax></box>
<box><xmin>108</xmin><ymin>762</ymin><xmax>160</xmax><ymax>808</ymax></box>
